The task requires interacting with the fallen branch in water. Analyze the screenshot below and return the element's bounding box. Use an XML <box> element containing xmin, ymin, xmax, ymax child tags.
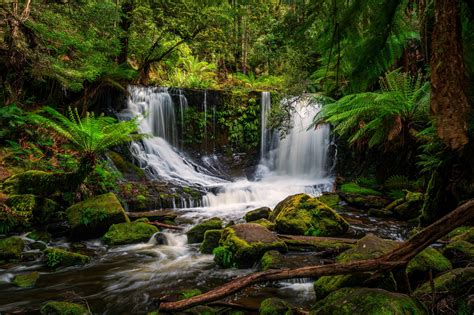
<box><xmin>146</xmin><ymin>221</ymin><xmax>184</xmax><ymax>230</ymax></box>
<box><xmin>159</xmin><ymin>199</ymin><xmax>474</xmax><ymax>312</ymax></box>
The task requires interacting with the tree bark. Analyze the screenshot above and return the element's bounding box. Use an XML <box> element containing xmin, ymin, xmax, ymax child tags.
<box><xmin>117</xmin><ymin>0</ymin><xmax>133</xmax><ymax>65</ymax></box>
<box><xmin>159</xmin><ymin>199</ymin><xmax>474</xmax><ymax>312</ymax></box>
<box><xmin>430</xmin><ymin>0</ymin><xmax>470</xmax><ymax>150</ymax></box>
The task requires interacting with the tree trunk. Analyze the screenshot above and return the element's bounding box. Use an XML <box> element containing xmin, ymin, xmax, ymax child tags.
<box><xmin>117</xmin><ymin>0</ymin><xmax>133</xmax><ymax>65</ymax></box>
<box><xmin>159</xmin><ymin>199</ymin><xmax>474</xmax><ymax>312</ymax></box>
<box><xmin>430</xmin><ymin>0</ymin><xmax>470</xmax><ymax>150</ymax></box>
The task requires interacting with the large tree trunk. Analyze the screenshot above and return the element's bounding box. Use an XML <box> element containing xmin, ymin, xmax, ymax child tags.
<box><xmin>430</xmin><ymin>0</ymin><xmax>470</xmax><ymax>150</ymax></box>
<box><xmin>117</xmin><ymin>0</ymin><xmax>133</xmax><ymax>65</ymax></box>
<box><xmin>159</xmin><ymin>199</ymin><xmax>474</xmax><ymax>312</ymax></box>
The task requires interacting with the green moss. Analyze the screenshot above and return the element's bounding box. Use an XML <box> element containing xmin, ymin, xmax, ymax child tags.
<box><xmin>340</xmin><ymin>183</ymin><xmax>382</xmax><ymax>196</ymax></box>
<box><xmin>6</xmin><ymin>194</ymin><xmax>58</xmax><ymax>225</ymax></box>
<box><xmin>186</xmin><ymin>217</ymin><xmax>222</xmax><ymax>244</ymax></box>
<box><xmin>66</xmin><ymin>193</ymin><xmax>129</xmax><ymax>240</ymax></box>
<box><xmin>446</xmin><ymin>226</ymin><xmax>472</xmax><ymax>239</ymax></box>
<box><xmin>135</xmin><ymin>217</ymin><xmax>150</xmax><ymax>223</ymax></box>
<box><xmin>310</xmin><ymin>287</ymin><xmax>428</xmax><ymax>315</ymax></box>
<box><xmin>414</xmin><ymin>267</ymin><xmax>474</xmax><ymax>295</ymax></box>
<box><xmin>102</xmin><ymin>222</ymin><xmax>159</xmax><ymax>246</ymax></box>
<box><xmin>13</xmin><ymin>271</ymin><xmax>40</xmax><ymax>288</ymax></box>
<box><xmin>244</xmin><ymin>207</ymin><xmax>271</xmax><ymax>222</ymax></box>
<box><xmin>0</xmin><ymin>236</ymin><xmax>25</xmax><ymax>260</ymax></box>
<box><xmin>180</xmin><ymin>289</ymin><xmax>202</xmax><ymax>299</ymax></box>
<box><xmin>444</xmin><ymin>240</ymin><xmax>474</xmax><ymax>260</ymax></box>
<box><xmin>406</xmin><ymin>247</ymin><xmax>452</xmax><ymax>275</ymax></box>
<box><xmin>43</xmin><ymin>248</ymin><xmax>90</xmax><ymax>268</ymax></box>
<box><xmin>213</xmin><ymin>245</ymin><xmax>234</xmax><ymax>268</ymax></box>
<box><xmin>26</xmin><ymin>231</ymin><xmax>52</xmax><ymax>243</ymax></box>
<box><xmin>199</xmin><ymin>229</ymin><xmax>222</xmax><ymax>254</ymax></box>
<box><xmin>108</xmin><ymin>151</ymin><xmax>146</xmax><ymax>180</ymax></box>
<box><xmin>259</xmin><ymin>297</ymin><xmax>293</xmax><ymax>315</ymax></box>
<box><xmin>451</xmin><ymin>227</ymin><xmax>474</xmax><ymax>243</ymax></box>
<box><xmin>260</xmin><ymin>250</ymin><xmax>283</xmax><ymax>271</ymax></box>
<box><xmin>317</xmin><ymin>193</ymin><xmax>342</xmax><ymax>210</ymax></box>
<box><xmin>252</xmin><ymin>218</ymin><xmax>276</xmax><ymax>230</ymax></box>
<box><xmin>270</xmin><ymin>194</ymin><xmax>349</xmax><ymax>236</ymax></box>
<box><xmin>40</xmin><ymin>301</ymin><xmax>89</xmax><ymax>315</ymax></box>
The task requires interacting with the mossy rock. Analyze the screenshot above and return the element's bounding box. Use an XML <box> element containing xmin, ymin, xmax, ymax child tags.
<box><xmin>186</xmin><ymin>217</ymin><xmax>222</xmax><ymax>244</ymax></box>
<box><xmin>445</xmin><ymin>226</ymin><xmax>472</xmax><ymax>240</ymax></box>
<box><xmin>260</xmin><ymin>250</ymin><xmax>283</xmax><ymax>271</ymax></box>
<box><xmin>317</xmin><ymin>192</ymin><xmax>342</xmax><ymax>211</ymax></box>
<box><xmin>443</xmin><ymin>240</ymin><xmax>474</xmax><ymax>264</ymax></box>
<box><xmin>199</xmin><ymin>229</ymin><xmax>222</xmax><ymax>254</ymax></box>
<box><xmin>406</xmin><ymin>247</ymin><xmax>452</xmax><ymax>278</ymax></box>
<box><xmin>66</xmin><ymin>193</ymin><xmax>129</xmax><ymax>240</ymax></box>
<box><xmin>43</xmin><ymin>247</ymin><xmax>90</xmax><ymax>268</ymax></box>
<box><xmin>252</xmin><ymin>218</ymin><xmax>276</xmax><ymax>230</ymax></box>
<box><xmin>339</xmin><ymin>193</ymin><xmax>390</xmax><ymax>209</ymax></box>
<box><xmin>0</xmin><ymin>236</ymin><xmax>25</xmax><ymax>261</ymax></box>
<box><xmin>387</xmin><ymin>191</ymin><xmax>424</xmax><ymax>220</ymax></box>
<box><xmin>269</xmin><ymin>194</ymin><xmax>349</xmax><ymax>236</ymax></box>
<box><xmin>260</xmin><ymin>250</ymin><xmax>326</xmax><ymax>271</ymax></box>
<box><xmin>339</xmin><ymin>183</ymin><xmax>382</xmax><ymax>196</ymax></box>
<box><xmin>244</xmin><ymin>207</ymin><xmax>271</xmax><ymax>222</ymax></box>
<box><xmin>40</xmin><ymin>301</ymin><xmax>89</xmax><ymax>315</ymax></box>
<box><xmin>13</xmin><ymin>271</ymin><xmax>40</xmax><ymax>288</ymax></box>
<box><xmin>314</xmin><ymin>234</ymin><xmax>398</xmax><ymax>298</ymax></box>
<box><xmin>26</xmin><ymin>231</ymin><xmax>52</xmax><ymax>243</ymax></box>
<box><xmin>214</xmin><ymin>223</ymin><xmax>287</xmax><ymax>268</ymax></box>
<box><xmin>451</xmin><ymin>227</ymin><xmax>474</xmax><ymax>243</ymax></box>
<box><xmin>2</xmin><ymin>170</ymin><xmax>69</xmax><ymax>196</ymax></box>
<box><xmin>310</xmin><ymin>287</ymin><xmax>428</xmax><ymax>315</ymax></box>
<box><xmin>6</xmin><ymin>194</ymin><xmax>59</xmax><ymax>225</ymax></box>
<box><xmin>368</xmin><ymin>208</ymin><xmax>394</xmax><ymax>218</ymax></box>
<box><xmin>259</xmin><ymin>297</ymin><xmax>293</xmax><ymax>315</ymax></box>
<box><xmin>108</xmin><ymin>151</ymin><xmax>146</xmax><ymax>181</ymax></box>
<box><xmin>102</xmin><ymin>221</ymin><xmax>159</xmax><ymax>246</ymax></box>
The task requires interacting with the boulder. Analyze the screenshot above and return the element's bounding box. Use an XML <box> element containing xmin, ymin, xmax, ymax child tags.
<box><xmin>259</xmin><ymin>297</ymin><xmax>293</xmax><ymax>315</ymax></box>
<box><xmin>310</xmin><ymin>287</ymin><xmax>428</xmax><ymax>315</ymax></box>
<box><xmin>43</xmin><ymin>248</ymin><xmax>90</xmax><ymax>268</ymax></box>
<box><xmin>269</xmin><ymin>194</ymin><xmax>349</xmax><ymax>236</ymax></box>
<box><xmin>339</xmin><ymin>193</ymin><xmax>390</xmax><ymax>209</ymax></box>
<box><xmin>406</xmin><ymin>247</ymin><xmax>452</xmax><ymax>280</ymax></box>
<box><xmin>66</xmin><ymin>193</ymin><xmax>129</xmax><ymax>240</ymax></box>
<box><xmin>443</xmin><ymin>240</ymin><xmax>474</xmax><ymax>265</ymax></box>
<box><xmin>0</xmin><ymin>236</ymin><xmax>25</xmax><ymax>261</ymax></box>
<box><xmin>13</xmin><ymin>271</ymin><xmax>40</xmax><ymax>288</ymax></box>
<box><xmin>186</xmin><ymin>217</ymin><xmax>222</xmax><ymax>244</ymax></box>
<box><xmin>385</xmin><ymin>191</ymin><xmax>424</xmax><ymax>220</ymax></box>
<box><xmin>102</xmin><ymin>222</ymin><xmax>159</xmax><ymax>246</ymax></box>
<box><xmin>40</xmin><ymin>301</ymin><xmax>89</xmax><ymax>315</ymax></box>
<box><xmin>127</xmin><ymin>209</ymin><xmax>178</xmax><ymax>222</ymax></box>
<box><xmin>26</xmin><ymin>231</ymin><xmax>52</xmax><ymax>243</ymax></box>
<box><xmin>317</xmin><ymin>192</ymin><xmax>343</xmax><ymax>211</ymax></box>
<box><xmin>260</xmin><ymin>250</ymin><xmax>324</xmax><ymax>271</ymax></box>
<box><xmin>199</xmin><ymin>229</ymin><xmax>222</xmax><ymax>254</ymax></box>
<box><xmin>213</xmin><ymin>223</ymin><xmax>287</xmax><ymax>268</ymax></box>
<box><xmin>244</xmin><ymin>207</ymin><xmax>271</xmax><ymax>222</ymax></box>
<box><xmin>6</xmin><ymin>194</ymin><xmax>59</xmax><ymax>225</ymax></box>
<box><xmin>252</xmin><ymin>218</ymin><xmax>276</xmax><ymax>230</ymax></box>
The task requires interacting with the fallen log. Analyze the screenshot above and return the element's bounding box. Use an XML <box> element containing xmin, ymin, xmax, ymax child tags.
<box><xmin>159</xmin><ymin>199</ymin><xmax>474</xmax><ymax>312</ymax></box>
<box><xmin>146</xmin><ymin>221</ymin><xmax>183</xmax><ymax>230</ymax></box>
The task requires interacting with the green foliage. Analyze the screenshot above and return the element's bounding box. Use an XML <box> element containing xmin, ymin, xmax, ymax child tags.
<box><xmin>0</xmin><ymin>104</ymin><xmax>29</xmax><ymax>140</ymax></box>
<box><xmin>166</xmin><ymin>56</ymin><xmax>218</xmax><ymax>89</ymax></box>
<box><xmin>83</xmin><ymin>160</ymin><xmax>123</xmax><ymax>195</ymax></box>
<box><xmin>213</xmin><ymin>246</ymin><xmax>234</xmax><ymax>268</ymax></box>
<box><xmin>314</xmin><ymin>69</ymin><xmax>430</xmax><ymax>148</ymax></box>
<box><xmin>340</xmin><ymin>183</ymin><xmax>382</xmax><ymax>196</ymax></box>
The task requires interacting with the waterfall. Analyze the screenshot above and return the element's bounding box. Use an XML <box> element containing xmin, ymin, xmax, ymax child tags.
<box><xmin>122</xmin><ymin>86</ymin><xmax>225</xmax><ymax>186</ymax></box>
<box><xmin>178</xmin><ymin>89</ymin><xmax>188</xmax><ymax>148</ymax></box>
<box><xmin>260</xmin><ymin>91</ymin><xmax>272</xmax><ymax>160</ymax></box>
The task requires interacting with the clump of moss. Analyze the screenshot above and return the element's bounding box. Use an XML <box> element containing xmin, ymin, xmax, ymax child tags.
<box><xmin>259</xmin><ymin>297</ymin><xmax>293</xmax><ymax>315</ymax></box>
<box><xmin>43</xmin><ymin>247</ymin><xmax>90</xmax><ymax>268</ymax></box>
<box><xmin>406</xmin><ymin>247</ymin><xmax>452</xmax><ymax>276</ymax></box>
<box><xmin>244</xmin><ymin>207</ymin><xmax>271</xmax><ymax>222</ymax></box>
<box><xmin>0</xmin><ymin>236</ymin><xmax>25</xmax><ymax>261</ymax></box>
<box><xmin>102</xmin><ymin>222</ymin><xmax>158</xmax><ymax>246</ymax></box>
<box><xmin>186</xmin><ymin>217</ymin><xmax>222</xmax><ymax>244</ymax></box>
<box><xmin>108</xmin><ymin>151</ymin><xmax>146</xmax><ymax>181</ymax></box>
<box><xmin>40</xmin><ymin>301</ymin><xmax>89</xmax><ymax>315</ymax></box>
<box><xmin>199</xmin><ymin>229</ymin><xmax>222</xmax><ymax>254</ymax></box>
<box><xmin>260</xmin><ymin>250</ymin><xmax>283</xmax><ymax>271</ymax></box>
<box><xmin>252</xmin><ymin>218</ymin><xmax>276</xmax><ymax>230</ymax></box>
<box><xmin>317</xmin><ymin>192</ymin><xmax>342</xmax><ymax>210</ymax></box>
<box><xmin>13</xmin><ymin>271</ymin><xmax>40</xmax><ymax>288</ymax></box>
<box><xmin>339</xmin><ymin>183</ymin><xmax>382</xmax><ymax>196</ymax></box>
<box><xmin>6</xmin><ymin>194</ymin><xmax>58</xmax><ymax>225</ymax></box>
<box><xmin>180</xmin><ymin>289</ymin><xmax>202</xmax><ymax>300</ymax></box>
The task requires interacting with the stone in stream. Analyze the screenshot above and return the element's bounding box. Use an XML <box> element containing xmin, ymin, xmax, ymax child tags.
<box><xmin>269</xmin><ymin>194</ymin><xmax>349</xmax><ymax>236</ymax></box>
<box><xmin>310</xmin><ymin>287</ymin><xmax>428</xmax><ymax>315</ymax></box>
<box><xmin>102</xmin><ymin>221</ymin><xmax>159</xmax><ymax>246</ymax></box>
<box><xmin>40</xmin><ymin>301</ymin><xmax>90</xmax><ymax>315</ymax></box>
<box><xmin>199</xmin><ymin>229</ymin><xmax>222</xmax><ymax>254</ymax></box>
<box><xmin>127</xmin><ymin>209</ymin><xmax>178</xmax><ymax>222</ymax></box>
<box><xmin>260</xmin><ymin>250</ymin><xmax>326</xmax><ymax>271</ymax></box>
<box><xmin>251</xmin><ymin>218</ymin><xmax>276</xmax><ymax>230</ymax></box>
<box><xmin>0</xmin><ymin>236</ymin><xmax>25</xmax><ymax>261</ymax></box>
<box><xmin>186</xmin><ymin>217</ymin><xmax>223</xmax><ymax>244</ymax></box>
<box><xmin>43</xmin><ymin>247</ymin><xmax>90</xmax><ymax>268</ymax></box>
<box><xmin>244</xmin><ymin>207</ymin><xmax>271</xmax><ymax>222</ymax></box>
<box><xmin>384</xmin><ymin>191</ymin><xmax>424</xmax><ymax>220</ymax></box>
<box><xmin>259</xmin><ymin>297</ymin><xmax>294</xmax><ymax>315</ymax></box>
<box><xmin>66</xmin><ymin>193</ymin><xmax>129</xmax><ymax>240</ymax></box>
<box><xmin>13</xmin><ymin>271</ymin><xmax>40</xmax><ymax>288</ymax></box>
<box><xmin>213</xmin><ymin>223</ymin><xmax>287</xmax><ymax>268</ymax></box>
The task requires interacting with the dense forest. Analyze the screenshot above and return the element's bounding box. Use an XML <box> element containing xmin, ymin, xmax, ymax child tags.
<box><xmin>0</xmin><ymin>1</ymin><xmax>473</xmax><ymax>314</ymax></box>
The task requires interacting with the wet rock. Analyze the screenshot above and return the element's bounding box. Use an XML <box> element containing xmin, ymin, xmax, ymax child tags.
<box><xmin>339</xmin><ymin>193</ymin><xmax>391</xmax><ymax>209</ymax></box>
<box><xmin>26</xmin><ymin>231</ymin><xmax>52</xmax><ymax>243</ymax></box>
<box><xmin>187</xmin><ymin>217</ymin><xmax>223</xmax><ymax>244</ymax></box>
<box><xmin>368</xmin><ymin>208</ymin><xmax>394</xmax><ymax>218</ymax></box>
<box><xmin>66</xmin><ymin>193</ymin><xmax>129</xmax><ymax>240</ymax></box>
<box><xmin>443</xmin><ymin>240</ymin><xmax>474</xmax><ymax>265</ymax></box>
<box><xmin>406</xmin><ymin>247</ymin><xmax>452</xmax><ymax>283</ymax></box>
<box><xmin>30</xmin><ymin>241</ymin><xmax>47</xmax><ymax>251</ymax></box>
<box><xmin>259</xmin><ymin>297</ymin><xmax>293</xmax><ymax>315</ymax></box>
<box><xmin>269</xmin><ymin>194</ymin><xmax>349</xmax><ymax>236</ymax></box>
<box><xmin>310</xmin><ymin>287</ymin><xmax>428</xmax><ymax>315</ymax></box>
<box><xmin>260</xmin><ymin>250</ymin><xmax>324</xmax><ymax>271</ymax></box>
<box><xmin>46</xmin><ymin>221</ymin><xmax>70</xmax><ymax>238</ymax></box>
<box><xmin>244</xmin><ymin>207</ymin><xmax>271</xmax><ymax>222</ymax></box>
<box><xmin>279</xmin><ymin>235</ymin><xmax>355</xmax><ymax>252</ymax></box>
<box><xmin>384</xmin><ymin>191</ymin><xmax>424</xmax><ymax>220</ymax></box>
<box><xmin>0</xmin><ymin>236</ymin><xmax>25</xmax><ymax>261</ymax></box>
<box><xmin>128</xmin><ymin>209</ymin><xmax>178</xmax><ymax>222</ymax></box>
<box><xmin>313</xmin><ymin>234</ymin><xmax>398</xmax><ymax>299</ymax></box>
<box><xmin>13</xmin><ymin>271</ymin><xmax>39</xmax><ymax>288</ymax></box>
<box><xmin>199</xmin><ymin>229</ymin><xmax>222</xmax><ymax>254</ymax></box>
<box><xmin>43</xmin><ymin>247</ymin><xmax>90</xmax><ymax>268</ymax></box>
<box><xmin>252</xmin><ymin>218</ymin><xmax>276</xmax><ymax>231</ymax></box>
<box><xmin>40</xmin><ymin>301</ymin><xmax>89</xmax><ymax>315</ymax></box>
<box><xmin>102</xmin><ymin>221</ymin><xmax>159</xmax><ymax>246</ymax></box>
<box><xmin>154</xmin><ymin>232</ymin><xmax>168</xmax><ymax>245</ymax></box>
<box><xmin>317</xmin><ymin>192</ymin><xmax>343</xmax><ymax>211</ymax></box>
<box><xmin>214</xmin><ymin>223</ymin><xmax>287</xmax><ymax>268</ymax></box>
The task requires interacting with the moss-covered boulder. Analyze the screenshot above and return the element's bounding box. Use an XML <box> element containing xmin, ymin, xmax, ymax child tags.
<box><xmin>13</xmin><ymin>271</ymin><xmax>40</xmax><ymax>288</ymax></box>
<box><xmin>43</xmin><ymin>248</ymin><xmax>90</xmax><ymax>268</ymax></box>
<box><xmin>186</xmin><ymin>217</ymin><xmax>222</xmax><ymax>244</ymax></box>
<box><xmin>66</xmin><ymin>193</ymin><xmax>128</xmax><ymax>240</ymax></box>
<box><xmin>40</xmin><ymin>301</ymin><xmax>89</xmax><ymax>315</ymax></box>
<box><xmin>310</xmin><ymin>287</ymin><xmax>428</xmax><ymax>315</ymax></box>
<box><xmin>6</xmin><ymin>194</ymin><xmax>59</xmax><ymax>225</ymax></box>
<box><xmin>450</xmin><ymin>226</ymin><xmax>474</xmax><ymax>243</ymax></box>
<box><xmin>313</xmin><ymin>234</ymin><xmax>398</xmax><ymax>298</ymax></box>
<box><xmin>406</xmin><ymin>247</ymin><xmax>452</xmax><ymax>280</ymax></box>
<box><xmin>317</xmin><ymin>192</ymin><xmax>343</xmax><ymax>211</ymax></box>
<box><xmin>269</xmin><ymin>194</ymin><xmax>349</xmax><ymax>236</ymax></box>
<box><xmin>415</xmin><ymin>267</ymin><xmax>474</xmax><ymax>315</ymax></box>
<box><xmin>339</xmin><ymin>193</ymin><xmax>390</xmax><ymax>209</ymax></box>
<box><xmin>384</xmin><ymin>191</ymin><xmax>424</xmax><ymax>220</ymax></box>
<box><xmin>2</xmin><ymin>170</ymin><xmax>58</xmax><ymax>195</ymax></box>
<box><xmin>443</xmin><ymin>240</ymin><xmax>474</xmax><ymax>265</ymax></box>
<box><xmin>252</xmin><ymin>218</ymin><xmax>276</xmax><ymax>230</ymax></box>
<box><xmin>244</xmin><ymin>207</ymin><xmax>271</xmax><ymax>222</ymax></box>
<box><xmin>0</xmin><ymin>236</ymin><xmax>25</xmax><ymax>261</ymax></box>
<box><xmin>259</xmin><ymin>297</ymin><xmax>293</xmax><ymax>315</ymax></box>
<box><xmin>260</xmin><ymin>250</ymin><xmax>323</xmax><ymax>271</ymax></box>
<box><xmin>199</xmin><ymin>229</ymin><xmax>222</xmax><ymax>254</ymax></box>
<box><xmin>214</xmin><ymin>223</ymin><xmax>287</xmax><ymax>268</ymax></box>
<box><xmin>102</xmin><ymin>221</ymin><xmax>159</xmax><ymax>245</ymax></box>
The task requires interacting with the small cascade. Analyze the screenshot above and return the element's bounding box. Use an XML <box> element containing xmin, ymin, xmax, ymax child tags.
<box><xmin>203</xmin><ymin>90</ymin><xmax>208</xmax><ymax>148</ymax></box>
<box><xmin>260</xmin><ymin>91</ymin><xmax>273</xmax><ymax>160</ymax></box>
<box><xmin>178</xmin><ymin>89</ymin><xmax>188</xmax><ymax>148</ymax></box>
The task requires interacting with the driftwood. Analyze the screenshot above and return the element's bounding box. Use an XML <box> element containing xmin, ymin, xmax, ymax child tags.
<box><xmin>159</xmin><ymin>199</ymin><xmax>474</xmax><ymax>312</ymax></box>
<box><xmin>146</xmin><ymin>221</ymin><xmax>184</xmax><ymax>230</ymax></box>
